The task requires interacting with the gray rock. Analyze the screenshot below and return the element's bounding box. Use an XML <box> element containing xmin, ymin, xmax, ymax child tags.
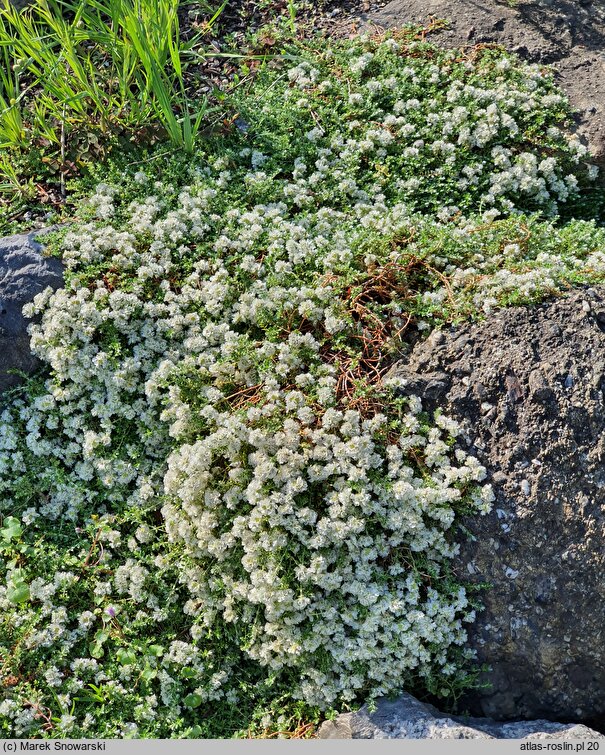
<box><xmin>318</xmin><ymin>694</ymin><xmax>603</xmax><ymax>739</ymax></box>
<box><xmin>0</xmin><ymin>231</ymin><xmax>64</xmax><ymax>393</ymax></box>
<box><xmin>391</xmin><ymin>369</ymin><xmax>451</xmax><ymax>402</ymax></box>
<box><xmin>392</xmin><ymin>288</ymin><xmax>605</xmax><ymax>724</ymax></box>
<box><xmin>366</xmin><ymin>0</ymin><xmax>605</xmax><ymax>165</ymax></box>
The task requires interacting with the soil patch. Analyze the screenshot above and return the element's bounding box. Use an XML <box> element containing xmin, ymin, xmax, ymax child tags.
<box><xmin>185</xmin><ymin>0</ymin><xmax>390</xmax><ymax>96</ymax></box>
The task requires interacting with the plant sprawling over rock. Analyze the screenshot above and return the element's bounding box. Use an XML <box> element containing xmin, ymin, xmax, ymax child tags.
<box><xmin>0</xmin><ymin>32</ymin><xmax>603</xmax><ymax>737</ymax></box>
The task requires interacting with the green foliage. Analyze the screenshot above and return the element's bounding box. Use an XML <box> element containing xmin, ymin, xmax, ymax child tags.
<box><xmin>227</xmin><ymin>33</ymin><xmax>593</xmax><ymax>218</ymax></box>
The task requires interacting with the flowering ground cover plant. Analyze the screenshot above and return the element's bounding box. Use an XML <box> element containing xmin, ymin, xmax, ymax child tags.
<box><xmin>0</xmin><ymin>30</ymin><xmax>604</xmax><ymax>737</ymax></box>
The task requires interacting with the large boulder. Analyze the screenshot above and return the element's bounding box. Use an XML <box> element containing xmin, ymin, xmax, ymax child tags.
<box><xmin>0</xmin><ymin>231</ymin><xmax>64</xmax><ymax>393</ymax></box>
<box><xmin>393</xmin><ymin>287</ymin><xmax>605</xmax><ymax>725</ymax></box>
<box><xmin>318</xmin><ymin>693</ymin><xmax>602</xmax><ymax>739</ymax></box>
<box><xmin>367</xmin><ymin>0</ymin><xmax>605</xmax><ymax>165</ymax></box>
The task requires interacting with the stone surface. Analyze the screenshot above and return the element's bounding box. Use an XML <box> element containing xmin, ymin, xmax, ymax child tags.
<box><xmin>366</xmin><ymin>0</ymin><xmax>605</xmax><ymax>165</ymax></box>
<box><xmin>0</xmin><ymin>231</ymin><xmax>64</xmax><ymax>393</ymax></box>
<box><xmin>319</xmin><ymin>694</ymin><xmax>603</xmax><ymax>739</ymax></box>
<box><xmin>392</xmin><ymin>287</ymin><xmax>605</xmax><ymax>726</ymax></box>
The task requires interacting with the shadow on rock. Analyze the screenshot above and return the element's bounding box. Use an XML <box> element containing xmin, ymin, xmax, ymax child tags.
<box><xmin>0</xmin><ymin>230</ymin><xmax>64</xmax><ymax>394</ymax></box>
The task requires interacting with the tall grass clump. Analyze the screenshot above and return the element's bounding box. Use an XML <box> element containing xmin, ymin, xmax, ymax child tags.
<box><xmin>0</xmin><ymin>0</ymin><xmax>218</xmax><ymax>216</ymax></box>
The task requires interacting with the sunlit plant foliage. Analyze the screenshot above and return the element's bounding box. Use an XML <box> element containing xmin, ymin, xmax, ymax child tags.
<box><xmin>0</xmin><ymin>31</ymin><xmax>603</xmax><ymax>738</ymax></box>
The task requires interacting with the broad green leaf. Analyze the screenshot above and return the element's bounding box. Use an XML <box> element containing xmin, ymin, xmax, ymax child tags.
<box><xmin>1</xmin><ymin>516</ymin><xmax>23</xmax><ymax>541</ymax></box>
<box><xmin>183</xmin><ymin>693</ymin><xmax>203</xmax><ymax>709</ymax></box>
<box><xmin>116</xmin><ymin>648</ymin><xmax>137</xmax><ymax>666</ymax></box>
<box><xmin>89</xmin><ymin>642</ymin><xmax>105</xmax><ymax>659</ymax></box>
<box><xmin>140</xmin><ymin>665</ymin><xmax>157</xmax><ymax>682</ymax></box>
<box><xmin>6</xmin><ymin>583</ymin><xmax>29</xmax><ymax>604</ymax></box>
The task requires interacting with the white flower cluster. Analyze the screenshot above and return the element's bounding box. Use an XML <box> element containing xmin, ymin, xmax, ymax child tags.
<box><xmin>163</xmin><ymin>394</ymin><xmax>492</xmax><ymax>705</ymax></box>
<box><xmin>417</xmin><ymin>215</ymin><xmax>605</xmax><ymax>316</ymax></box>
<box><xmin>0</xmin><ymin>170</ymin><xmax>497</xmax><ymax>709</ymax></box>
<box><xmin>248</xmin><ymin>36</ymin><xmax>596</xmax><ymax>218</ymax></box>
